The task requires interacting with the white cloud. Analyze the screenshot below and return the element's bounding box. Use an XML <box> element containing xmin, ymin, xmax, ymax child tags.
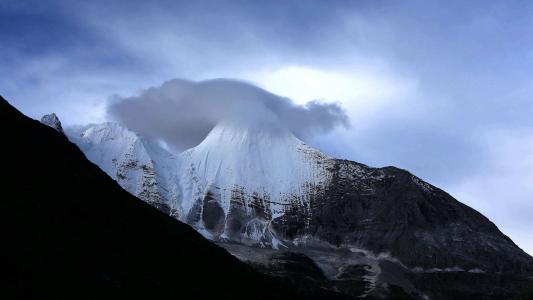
<box><xmin>246</xmin><ymin>65</ymin><xmax>418</xmax><ymax>118</ymax></box>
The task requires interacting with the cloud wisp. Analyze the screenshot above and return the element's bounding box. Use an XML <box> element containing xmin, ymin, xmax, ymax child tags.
<box><xmin>107</xmin><ymin>78</ymin><xmax>349</xmax><ymax>151</ymax></box>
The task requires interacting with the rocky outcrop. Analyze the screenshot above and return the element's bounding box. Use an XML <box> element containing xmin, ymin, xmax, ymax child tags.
<box><xmin>40</xmin><ymin>113</ymin><xmax>64</xmax><ymax>134</ymax></box>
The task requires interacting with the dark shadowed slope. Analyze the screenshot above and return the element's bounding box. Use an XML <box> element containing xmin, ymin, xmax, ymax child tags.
<box><xmin>0</xmin><ymin>96</ymin><xmax>346</xmax><ymax>300</ymax></box>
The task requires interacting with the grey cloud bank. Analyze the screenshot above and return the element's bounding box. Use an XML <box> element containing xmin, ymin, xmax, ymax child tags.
<box><xmin>108</xmin><ymin>79</ymin><xmax>349</xmax><ymax>151</ymax></box>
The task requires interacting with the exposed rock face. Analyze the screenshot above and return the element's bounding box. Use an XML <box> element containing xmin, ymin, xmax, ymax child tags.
<box><xmin>40</xmin><ymin>113</ymin><xmax>64</xmax><ymax>134</ymax></box>
<box><xmin>272</xmin><ymin>160</ymin><xmax>533</xmax><ymax>274</ymax></box>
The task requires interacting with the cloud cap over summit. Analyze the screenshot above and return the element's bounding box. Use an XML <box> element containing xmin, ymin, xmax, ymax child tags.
<box><xmin>107</xmin><ymin>78</ymin><xmax>349</xmax><ymax>151</ymax></box>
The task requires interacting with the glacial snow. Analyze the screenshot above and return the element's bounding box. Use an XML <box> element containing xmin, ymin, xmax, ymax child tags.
<box><xmin>178</xmin><ymin>118</ymin><xmax>331</xmax><ymax>218</ymax></box>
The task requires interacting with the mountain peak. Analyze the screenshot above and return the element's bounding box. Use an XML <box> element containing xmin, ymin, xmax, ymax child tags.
<box><xmin>177</xmin><ymin>117</ymin><xmax>331</xmax><ymax>242</ymax></box>
<box><xmin>40</xmin><ymin>113</ymin><xmax>64</xmax><ymax>134</ymax></box>
<box><xmin>199</xmin><ymin>118</ymin><xmax>298</xmax><ymax>151</ymax></box>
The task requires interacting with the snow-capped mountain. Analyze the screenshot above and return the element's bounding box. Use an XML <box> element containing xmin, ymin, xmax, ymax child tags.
<box><xmin>60</xmin><ymin>113</ymin><xmax>533</xmax><ymax>266</ymax></box>
<box><xmin>63</xmin><ymin>111</ymin><xmax>334</xmax><ymax>247</ymax></box>
<box><xmin>177</xmin><ymin>118</ymin><xmax>332</xmax><ymax>244</ymax></box>
<box><xmin>49</xmin><ymin>112</ymin><xmax>533</xmax><ymax>299</ymax></box>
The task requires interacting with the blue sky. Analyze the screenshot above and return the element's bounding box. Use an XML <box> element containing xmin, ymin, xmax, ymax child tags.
<box><xmin>2</xmin><ymin>0</ymin><xmax>533</xmax><ymax>254</ymax></box>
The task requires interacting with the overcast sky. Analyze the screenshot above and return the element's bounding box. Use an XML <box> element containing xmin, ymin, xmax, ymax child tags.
<box><xmin>2</xmin><ymin>0</ymin><xmax>532</xmax><ymax>254</ymax></box>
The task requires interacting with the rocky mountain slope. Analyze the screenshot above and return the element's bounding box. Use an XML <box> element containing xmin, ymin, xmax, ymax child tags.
<box><xmin>46</xmin><ymin>104</ymin><xmax>533</xmax><ymax>299</ymax></box>
<box><xmin>66</xmin><ymin>123</ymin><xmax>180</xmax><ymax>214</ymax></box>
<box><xmin>0</xmin><ymin>96</ymin><xmax>349</xmax><ymax>300</ymax></box>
